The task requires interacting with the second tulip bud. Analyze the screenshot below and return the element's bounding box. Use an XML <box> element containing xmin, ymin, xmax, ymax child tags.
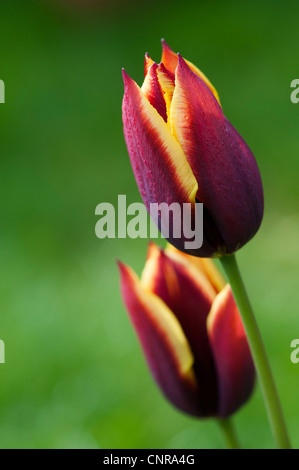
<box><xmin>118</xmin><ymin>243</ymin><xmax>255</xmax><ymax>418</ymax></box>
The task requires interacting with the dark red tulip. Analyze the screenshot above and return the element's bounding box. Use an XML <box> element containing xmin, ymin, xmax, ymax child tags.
<box><xmin>122</xmin><ymin>41</ymin><xmax>264</xmax><ymax>257</ymax></box>
<box><xmin>118</xmin><ymin>243</ymin><xmax>255</xmax><ymax>417</ymax></box>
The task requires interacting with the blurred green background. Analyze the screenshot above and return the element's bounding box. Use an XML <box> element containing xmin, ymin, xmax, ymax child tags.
<box><xmin>0</xmin><ymin>0</ymin><xmax>299</xmax><ymax>449</ymax></box>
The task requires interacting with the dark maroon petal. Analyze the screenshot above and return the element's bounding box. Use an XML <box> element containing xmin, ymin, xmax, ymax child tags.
<box><xmin>118</xmin><ymin>261</ymin><xmax>204</xmax><ymax>417</ymax></box>
<box><xmin>141</xmin><ymin>63</ymin><xmax>167</xmax><ymax>122</ymax></box>
<box><xmin>142</xmin><ymin>244</ymin><xmax>219</xmax><ymax>416</ymax></box>
<box><xmin>207</xmin><ymin>285</ymin><xmax>255</xmax><ymax>417</ymax></box>
<box><xmin>171</xmin><ymin>55</ymin><xmax>264</xmax><ymax>255</ymax></box>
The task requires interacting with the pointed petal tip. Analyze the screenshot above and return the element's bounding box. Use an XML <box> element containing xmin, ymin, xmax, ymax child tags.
<box><xmin>122</xmin><ymin>68</ymin><xmax>135</xmax><ymax>82</ymax></box>
<box><xmin>144</xmin><ymin>53</ymin><xmax>156</xmax><ymax>78</ymax></box>
<box><xmin>117</xmin><ymin>259</ymin><xmax>129</xmax><ymax>275</ymax></box>
<box><xmin>122</xmin><ymin>69</ymin><xmax>137</xmax><ymax>91</ymax></box>
<box><xmin>122</xmin><ymin>68</ymin><xmax>128</xmax><ymax>81</ymax></box>
<box><xmin>147</xmin><ymin>240</ymin><xmax>157</xmax><ymax>250</ymax></box>
<box><xmin>118</xmin><ymin>261</ymin><xmax>140</xmax><ymax>295</ymax></box>
<box><xmin>176</xmin><ymin>53</ymin><xmax>188</xmax><ymax>72</ymax></box>
<box><xmin>148</xmin><ymin>62</ymin><xmax>158</xmax><ymax>71</ymax></box>
<box><xmin>145</xmin><ymin>52</ymin><xmax>153</xmax><ymax>62</ymax></box>
<box><xmin>146</xmin><ymin>241</ymin><xmax>162</xmax><ymax>260</ymax></box>
<box><xmin>161</xmin><ymin>38</ymin><xmax>171</xmax><ymax>46</ymax></box>
<box><xmin>116</xmin><ymin>258</ymin><xmax>123</xmax><ymax>269</ymax></box>
<box><xmin>177</xmin><ymin>53</ymin><xmax>185</xmax><ymax>65</ymax></box>
<box><xmin>157</xmin><ymin>61</ymin><xmax>167</xmax><ymax>72</ymax></box>
<box><xmin>161</xmin><ymin>38</ymin><xmax>173</xmax><ymax>51</ymax></box>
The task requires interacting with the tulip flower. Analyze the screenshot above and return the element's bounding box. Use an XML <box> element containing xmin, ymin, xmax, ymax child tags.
<box><xmin>122</xmin><ymin>40</ymin><xmax>264</xmax><ymax>257</ymax></box>
<box><xmin>118</xmin><ymin>243</ymin><xmax>255</xmax><ymax>418</ymax></box>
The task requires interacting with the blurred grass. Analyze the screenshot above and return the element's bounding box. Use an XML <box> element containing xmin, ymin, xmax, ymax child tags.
<box><xmin>0</xmin><ymin>0</ymin><xmax>299</xmax><ymax>448</ymax></box>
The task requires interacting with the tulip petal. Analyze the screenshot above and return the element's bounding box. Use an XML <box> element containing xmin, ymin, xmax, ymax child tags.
<box><xmin>122</xmin><ymin>69</ymin><xmax>198</xmax><ymax>211</ymax></box>
<box><xmin>224</xmin><ymin>117</ymin><xmax>264</xmax><ymax>236</ymax></box>
<box><xmin>170</xmin><ymin>56</ymin><xmax>264</xmax><ymax>254</ymax></box>
<box><xmin>166</xmin><ymin>244</ymin><xmax>226</xmax><ymax>293</ymax></box>
<box><xmin>144</xmin><ymin>52</ymin><xmax>154</xmax><ymax>77</ymax></box>
<box><xmin>161</xmin><ymin>39</ymin><xmax>220</xmax><ymax>104</ymax></box>
<box><xmin>190</xmin><ymin>258</ymin><xmax>226</xmax><ymax>293</ymax></box>
<box><xmin>156</xmin><ymin>63</ymin><xmax>175</xmax><ymax>123</ymax></box>
<box><xmin>141</xmin><ymin>63</ymin><xmax>167</xmax><ymax>122</ymax></box>
<box><xmin>141</xmin><ymin>244</ymin><xmax>219</xmax><ymax>416</ymax></box>
<box><xmin>207</xmin><ymin>285</ymin><xmax>255</xmax><ymax>417</ymax></box>
<box><xmin>118</xmin><ymin>261</ymin><xmax>204</xmax><ymax>416</ymax></box>
<box><xmin>161</xmin><ymin>39</ymin><xmax>178</xmax><ymax>75</ymax></box>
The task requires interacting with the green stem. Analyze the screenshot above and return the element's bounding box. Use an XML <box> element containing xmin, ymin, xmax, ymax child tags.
<box><xmin>220</xmin><ymin>254</ymin><xmax>291</xmax><ymax>449</ymax></box>
<box><xmin>218</xmin><ymin>418</ymin><xmax>240</xmax><ymax>449</ymax></box>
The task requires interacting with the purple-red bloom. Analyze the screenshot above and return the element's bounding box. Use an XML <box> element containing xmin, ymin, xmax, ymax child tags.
<box><xmin>122</xmin><ymin>40</ymin><xmax>264</xmax><ymax>257</ymax></box>
<box><xmin>118</xmin><ymin>243</ymin><xmax>255</xmax><ymax>418</ymax></box>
